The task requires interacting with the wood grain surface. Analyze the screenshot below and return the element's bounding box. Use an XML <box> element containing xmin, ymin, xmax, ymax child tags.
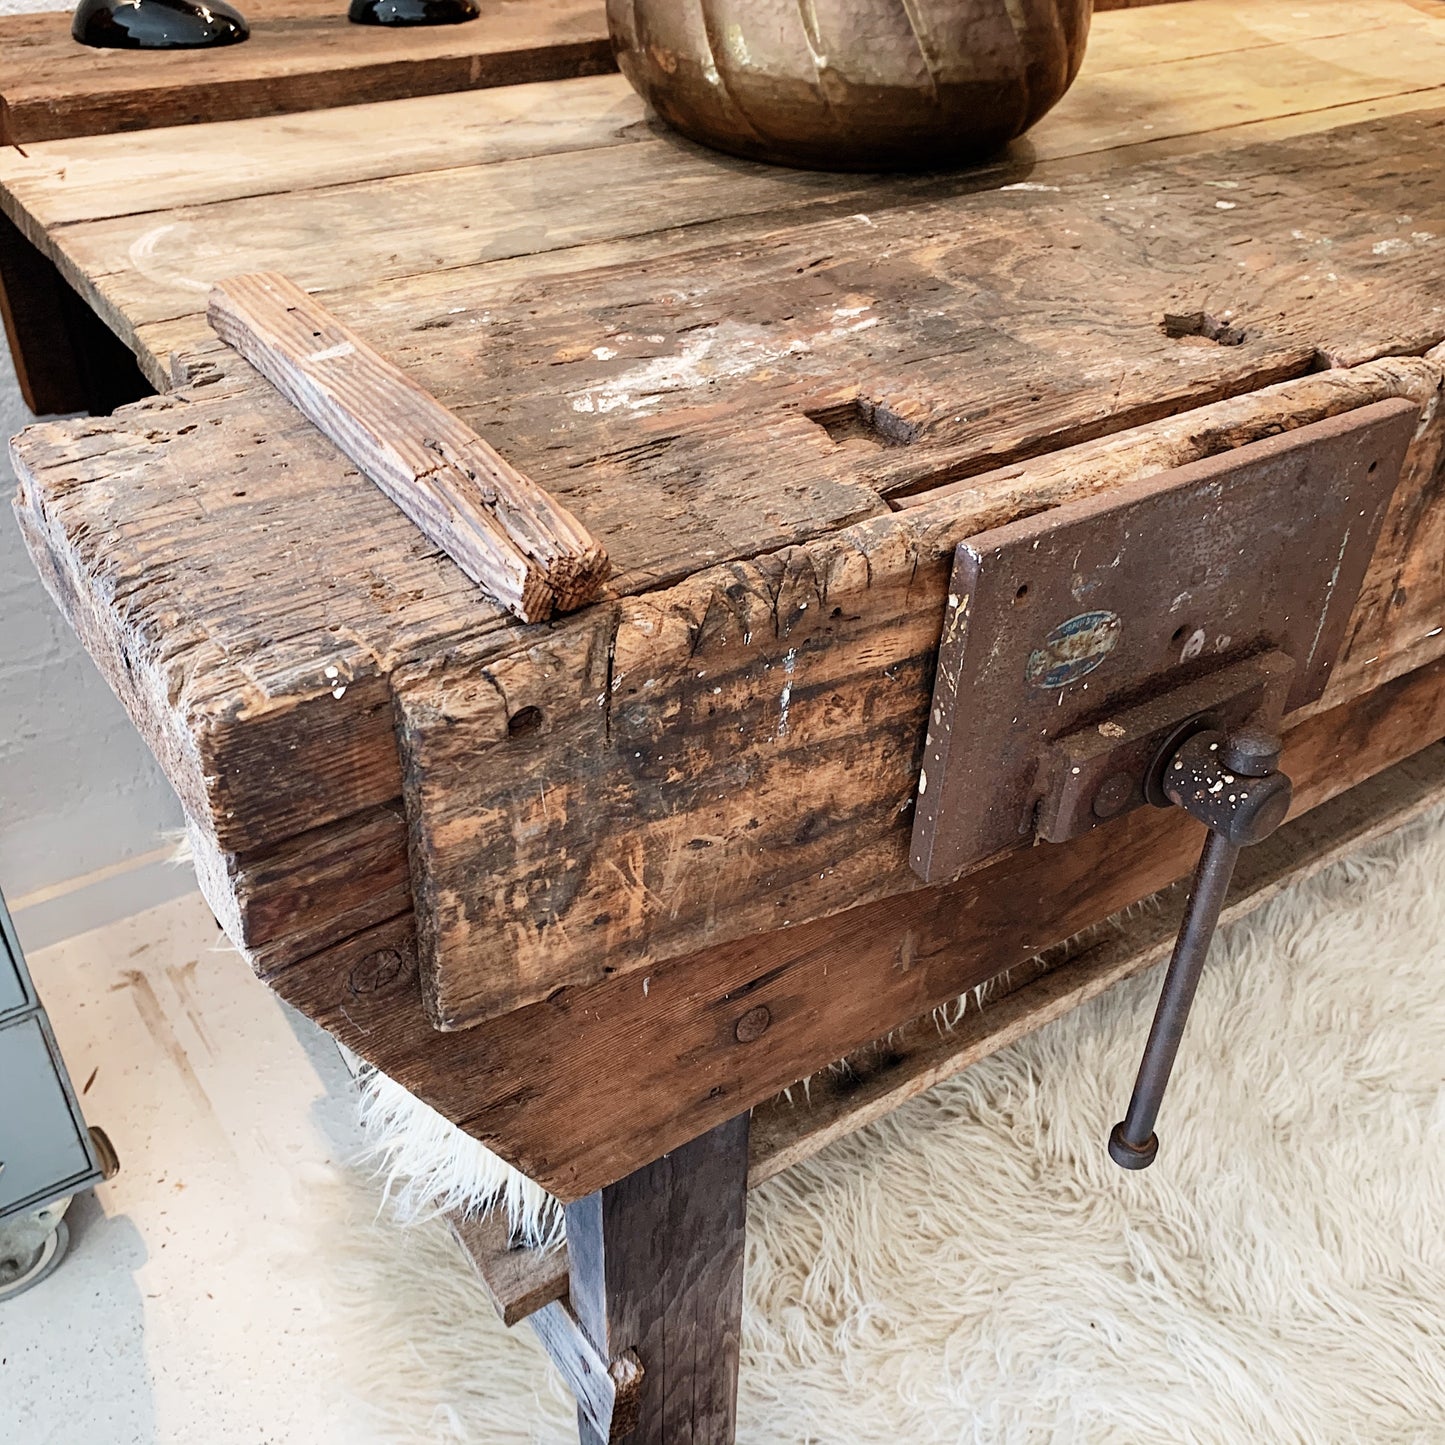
<box><xmin>13</xmin><ymin>347</ymin><xmax>1444</xmax><ymax>993</ymax></box>
<box><xmin>1</xmin><ymin>0</ymin><xmax>1438</xmax><ymax>386</ymax></box>
<box><xmin>0</xmin><ymin>0</ymin><xmax>614</xmax><ymax>146</ymax></box>
<box><xmin>437</xmin><ymin>734</ymin><xmax>1445</xmax><ymax>1315</ymax></box>
<box><xmin>423</xmin><ymin>737</ymin><xmax>1445</xmax><ymax>1303</ymax></box>
<box><xmin>529</xmin><ymin>1300</ymin><xmax>643</xmax><ymax>1442</ymax></box>
<box><xmin>565</xmin><ymin>1114</ymin><xmax>748</xmax><ymax>1444</ymax></box>
<box><xmin>0</xmin><ymin>73</ymin><xmax>643</xmax><ymax>228</ymax></box>
<box><xmin>6</xmin><ymin>0</ymin><xmax>1445</xmax><ymax>1187</ymax></box>
<box><xmin>11</xmin><ymin>64</ymin><xmax>1445</xmax><ymax>932</ymax></box>
<box><xmin>450</xmin><ymin>1208</ymin><xmax>568</xmax><ymax>1326</ymax></box>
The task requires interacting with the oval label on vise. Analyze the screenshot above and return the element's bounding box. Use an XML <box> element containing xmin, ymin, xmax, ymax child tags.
<box><xmin>1026</xmin><ymin>610</ymin><xmax>1122</xmax><ymax>689</ymax></box>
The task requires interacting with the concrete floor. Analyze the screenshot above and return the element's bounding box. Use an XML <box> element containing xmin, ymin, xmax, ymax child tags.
<box><xmin>0</xmin><ymin>892</ymin><xmax>371</xmax><ymax>1445</ymax></box>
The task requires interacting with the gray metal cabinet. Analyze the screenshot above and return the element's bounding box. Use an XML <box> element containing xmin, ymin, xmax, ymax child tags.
<box><xmin>0</xmin><ymin>899</ymin><xmax>33</xmax><ymax>1020</ymax></box>
<box><xmin>0</xmin><ymin>887</ymin><xmax>112</xmax><ymax>1296</ymax></box>
<box><xmin>0</xmin><ymin>1016</ymin><xmax>96</xmax><ymax>1215</ymax></box>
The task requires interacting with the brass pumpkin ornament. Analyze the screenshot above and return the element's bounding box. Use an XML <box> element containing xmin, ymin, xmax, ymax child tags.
<box><xmin>607</xmin><ymin>0</ymin><xmax>1093</xmax><ymax>171</ymax></box>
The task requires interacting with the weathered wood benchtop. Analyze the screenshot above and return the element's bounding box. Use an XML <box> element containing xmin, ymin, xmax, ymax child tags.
<box><xmin>6</xmin><ymin>0</ymin><xmax>1445</xmax><ymax>1195</ymax></box>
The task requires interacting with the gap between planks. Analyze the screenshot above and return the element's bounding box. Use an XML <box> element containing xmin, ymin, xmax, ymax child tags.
<box><xmin>449</xmin><ymin>739</ymin><xmax>1445</xmax><ymax>1327</ymax></box>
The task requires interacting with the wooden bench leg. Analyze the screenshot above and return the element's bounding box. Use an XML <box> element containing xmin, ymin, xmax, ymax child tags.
<box><xmin>564</xmin><ymin>1112</ymin><xmax>750</xmax><ymax>1445</ymax></box>
<box><xmin>0</xmin><ymin>208</ymin><xmax>150</xmax><ymax>417</ymax></box>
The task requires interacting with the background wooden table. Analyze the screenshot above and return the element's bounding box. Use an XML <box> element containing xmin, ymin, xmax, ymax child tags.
<box><xmin>0</xmin><ymin>0</ymin><xmax>613</xmax><ymax>143</ymax></box>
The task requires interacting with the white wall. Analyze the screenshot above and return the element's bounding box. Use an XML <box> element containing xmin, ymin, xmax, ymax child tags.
<box><xmin>3</xmin><ymin>300</ymin><xmax>190</xmax><ymax>946</ymax></box>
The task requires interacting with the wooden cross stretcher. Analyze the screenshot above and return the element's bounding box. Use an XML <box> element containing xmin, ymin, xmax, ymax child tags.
<box><xmin>5</xmin><ymin>0</ymin><xmax>1445</xmax><ymax>1438</ymax></box>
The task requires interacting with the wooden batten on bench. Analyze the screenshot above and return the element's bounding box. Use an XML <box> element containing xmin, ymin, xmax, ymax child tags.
<box><xmin>208</xmin><ymin>273</ymin><xmax>610</xmax><ymax>623</ymax></box>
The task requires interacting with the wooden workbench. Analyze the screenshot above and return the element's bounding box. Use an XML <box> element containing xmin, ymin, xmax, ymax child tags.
<box><xmin>5</xmin><ymin>1</ymin><xmax>1445</xmax><ymax>1438</ymax></box>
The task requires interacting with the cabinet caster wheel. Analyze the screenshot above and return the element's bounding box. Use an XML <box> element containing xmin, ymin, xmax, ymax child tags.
<box><xmin>0</xmin><ymin>1214</ymin><xmax>70</xmax><ymax>1301</ymax></box>
<box><xmin>89</xmin><ymin>1126</ymin><xmax>121</xmax><ymax>1180</ymax></box>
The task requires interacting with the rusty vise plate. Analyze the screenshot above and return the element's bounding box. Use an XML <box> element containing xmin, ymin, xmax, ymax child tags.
<box><xmin>1035</xmin><ymin>649</ymin><xmax>1295</xmax><ymax>844</ymax></box>
<box><xmin>910</xmin><ymin>397</ymin><xmax>1419</xmax><ymax>883</ymax></box>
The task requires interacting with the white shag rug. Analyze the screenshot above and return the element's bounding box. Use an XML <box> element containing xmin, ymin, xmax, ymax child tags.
<box><xmin>313</xmin><ymin>807</ymin><xmax>1445</xmax><ymax>1444</ymax></box>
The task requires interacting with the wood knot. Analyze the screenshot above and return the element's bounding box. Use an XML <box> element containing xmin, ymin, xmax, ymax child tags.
<box><xmin>348</xmin><ymin>948</ymin><xmax>407</xmax><ymax>996</ymax></box>
<box><xmin>734</xmin><ymin>1004</ymin><xmax>772</xmax><ymax>1043</ymax></box>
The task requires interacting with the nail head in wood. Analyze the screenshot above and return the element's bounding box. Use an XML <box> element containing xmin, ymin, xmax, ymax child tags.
<box><xmin>734</xmin><ymin>1004</ymin><xmax>771</xmax><ymax>1043</ymax></box>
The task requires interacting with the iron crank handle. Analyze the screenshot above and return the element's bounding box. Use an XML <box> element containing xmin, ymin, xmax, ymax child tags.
<box><xmin>1108</xmin><ymin>729</ymin><xmax>1293</xmax><ymax>1170</ymax></box>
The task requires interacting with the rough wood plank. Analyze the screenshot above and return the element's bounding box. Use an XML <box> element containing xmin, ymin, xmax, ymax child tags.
<box><xmin>136</xmin><ymin>77</ymin><xmax>1445</xmax><ymax>402</ymax></box>
<box><xmin>8</xmin><ymin>378</ymin><xmax>883</xmax><ymax>870</ymax></box>
<box><xmin>18</xmin><ymin>347</ymin><xmax>1443</xmax><ymax>993</ymax></box>
<box><xmin>365</xmin><ymin>106</ymin><xmax>1445</xmax><ymax>510</ymax></box>
<box><xmin>14</xmin><ymin>341</ymin><xmax>1442</xmax><ymax>988</ymax></box>
<box><xmin>565</xmin><ymin>1113</ymin><xmax>748</xmax><ymax>1445</ymax></box>
<box><xmin>529</xmin><ymin>1300</ymin><xmax>644</xmax><ymax>1443</ymax></box>
<box><xmin>0</xmin><ymin>75</ymin><xmax>646</xmax><ymax>229</ymax></box>
<box><xmin>39</xmin><ymin>139</ymin><xmax>902</xmax><ymax>360</ymax></box>
<box><xmin>260</xmin><ymin>658</ymin><xmax>1445</xmax><ymax>1200</ymax></box>
<box><xmin>399</xmin><ymin>353</ymin><xmax>1445</xmax><ymax>1028</ymax></box>
<box><xmin>747</xmin><ymin>738</ymin><xmax>1445</xmax><ymax>1185</ymax></box>
<box><xmin>210</xmin><ymin>272</ymin><xmax>608</xmax><ymax>621</ymax></box>
<box><xmin>447</xmin><ymin>728</ymin><xmax>1445</xmax><ymax>1315</ymax></box>
<box><xmin>1</xmin><ymin>1</ymin><xmax>1413</xmax><ymax>226</ymax></box>
<box><xmin>449</xmin><ymin>1208</ymin><xmax>569</xmax><ymax>1327</ymax></box>
<box><xmin>8</xmin><ymin>10</ymin><xmax>1445</xmax><ymax>994</ymax></box>
<box><xmin>452</xmin><ymin>737</ymin><xmax>1445</xmax><ymax>1272</ymax></box>
<box><xmin>0</xmin><ymin>0</ymin><xmax>614</xmax><ymax>146</ymax></box>
<box><xmin>436</xmin><ymin>726</ymin><xmax>1445</xmax><ymax>1339</ymax></box>
<box><xmin>186</xmin><ymin>803</ymin><xmax>412</xmax><ymax>975</ymax></box>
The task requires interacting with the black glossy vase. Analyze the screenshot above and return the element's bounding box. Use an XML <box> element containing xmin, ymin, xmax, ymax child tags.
<box><xmin>72</xmin><ymin>0</ymin><xmax>249</xmax><ymax>48</ymax></box>
<box><xmin>348</xmin><ymin>0</ymin><xmax>478</xmax><ymax>24</ymax></box>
